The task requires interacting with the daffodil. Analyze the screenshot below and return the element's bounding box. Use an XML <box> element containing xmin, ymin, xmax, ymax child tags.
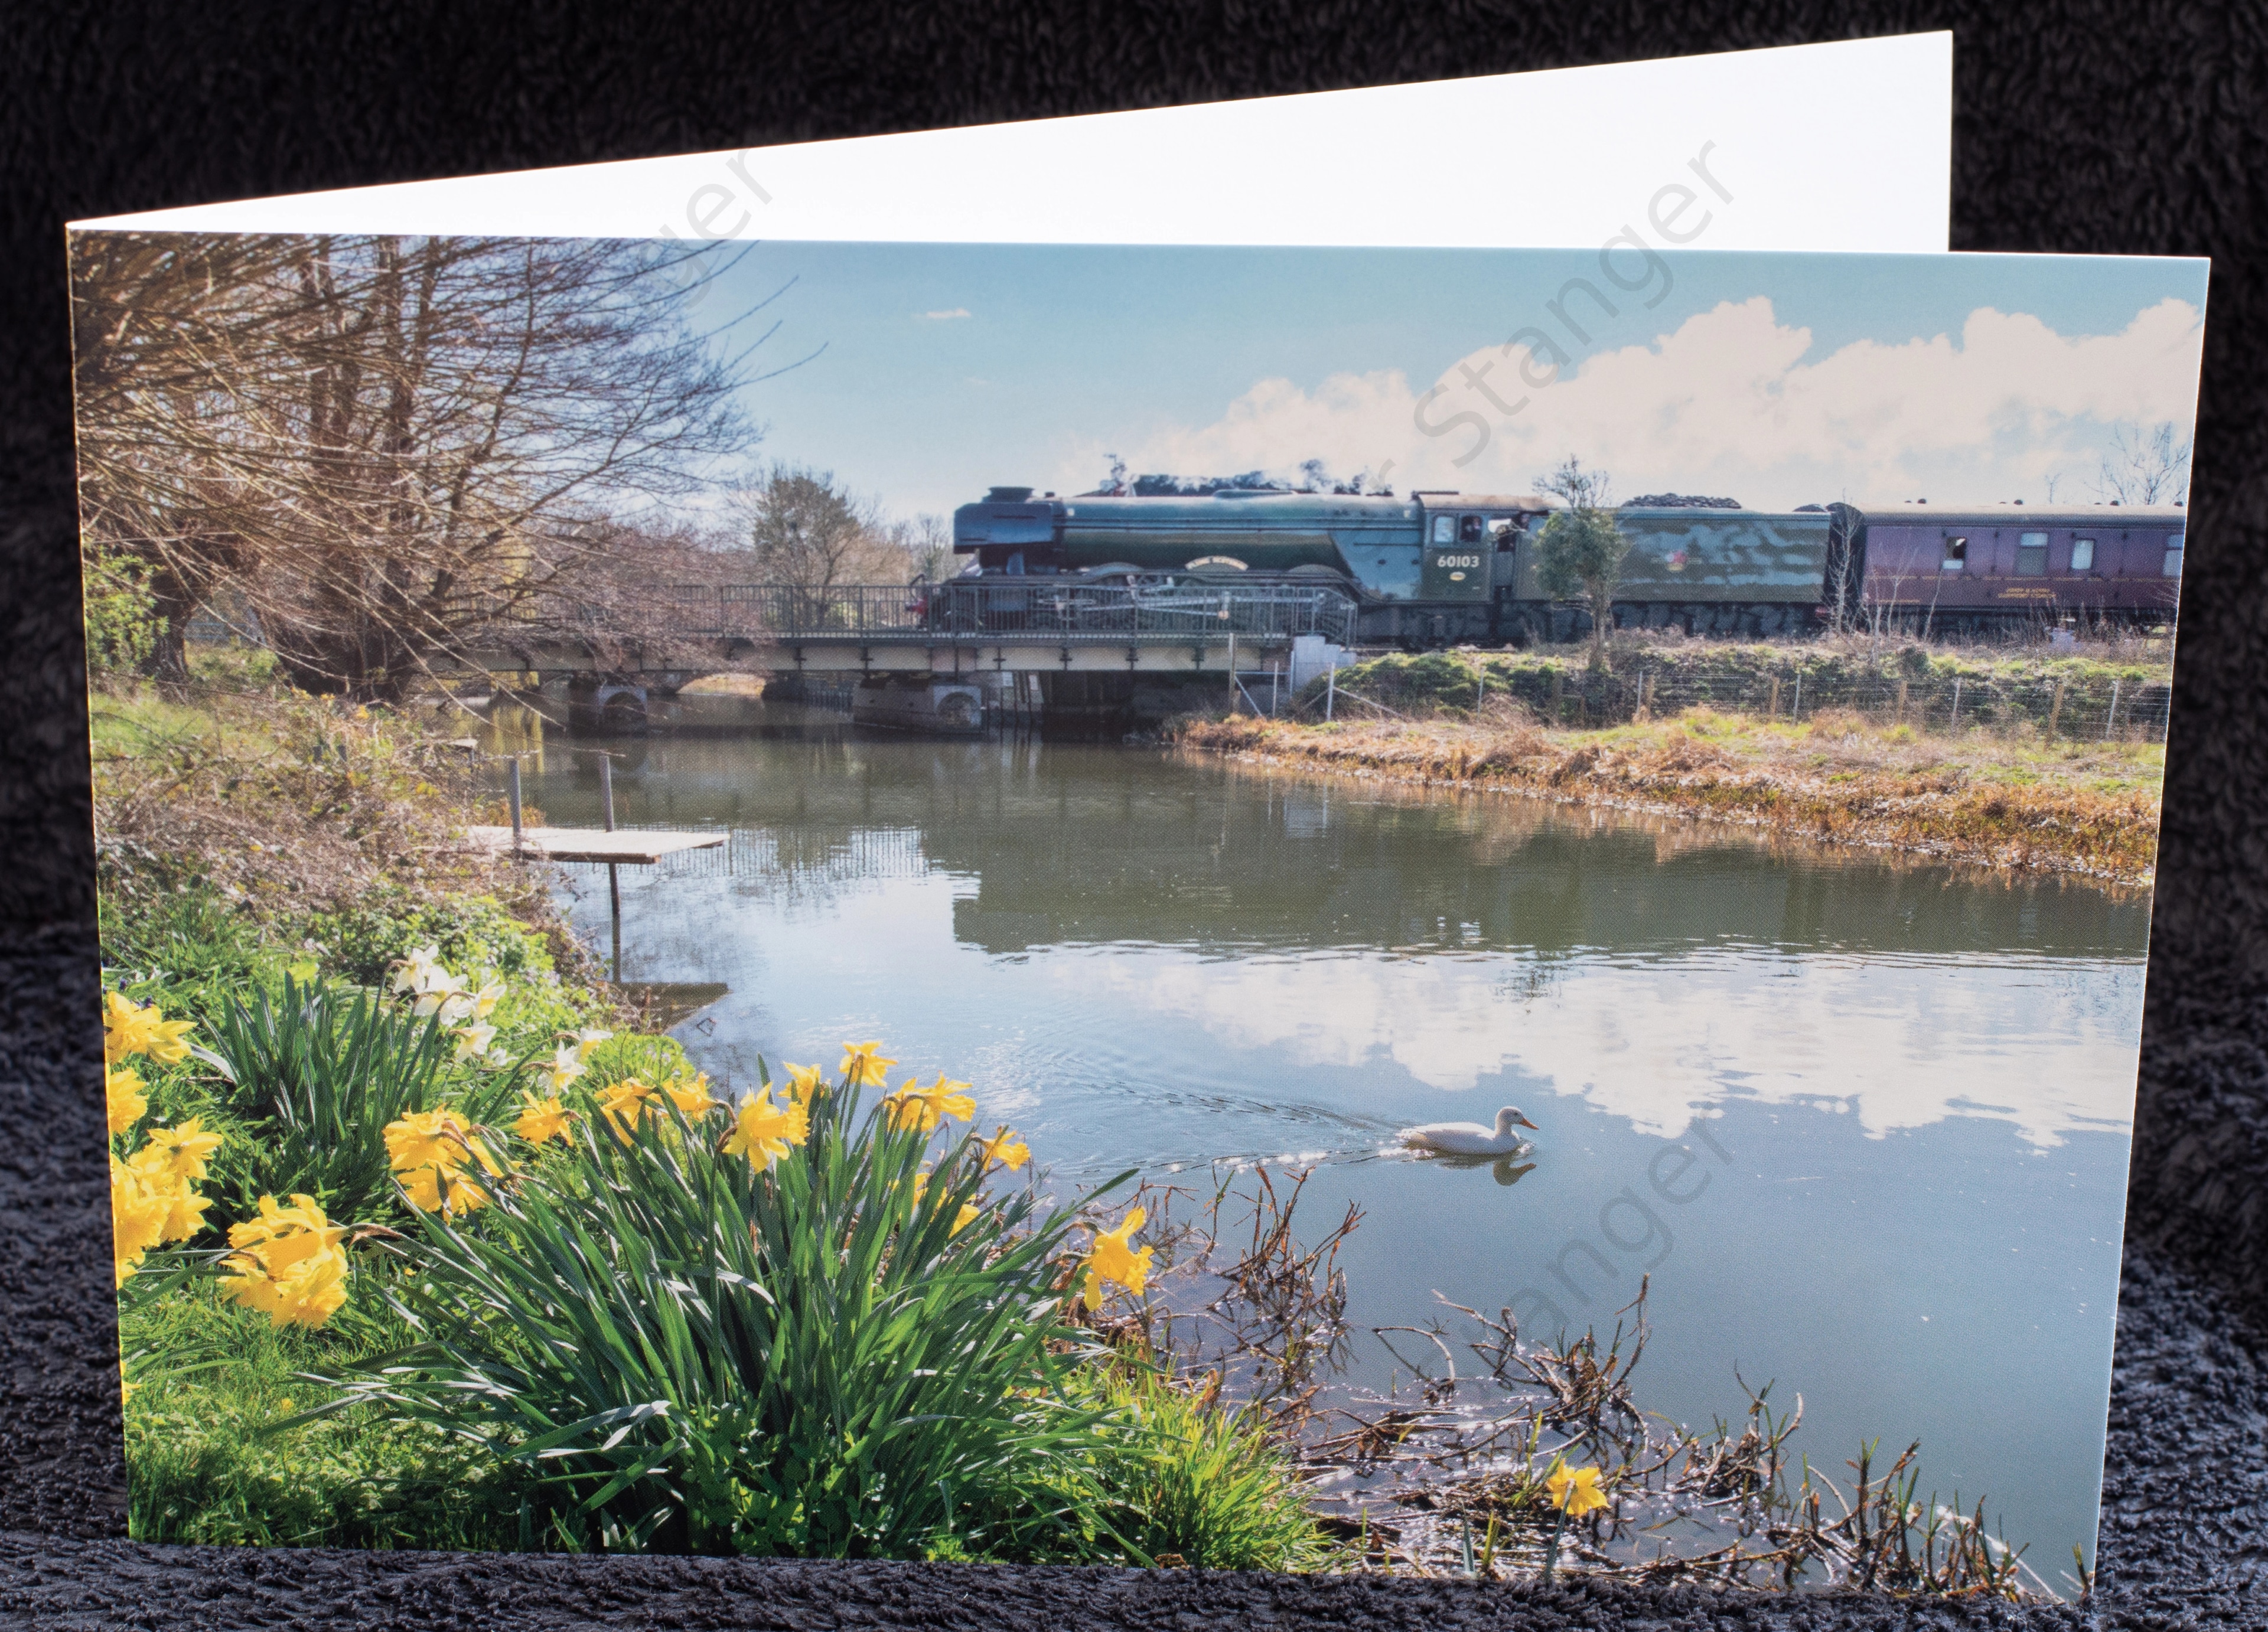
<box><xmin>109</xmin><ymin>1153</ymin><xmax>170</xmax><ymax>1285</ymax></box>
<box><xmin>391</xmin><ymin>944</ymin><xmax>442</xmax><ymax>996</ymax></box>
<box><xmin>596</xmin><ymin>1076</ymin><xmax>659</xmax><ymax>1140</ymax></box>
<box><xmin>383</xmin><ymin>1108</ymin><xmax>498</xmax><ymax>1178</ymax></box>
<box><xmin>105</xmin><ymin>1065</ymin><xmax>147</xmax><ymax>1135</ymax></box>
<box><xmin>469</xmin><ymin>978</ymin><xmax>507</xmax><ymax>1020</ymax></box>
<box><xmin>535</xmin><ymin>1045</ymin><xmax>586</xmax><ymax>1095</ymax></box>
<box><xmin>220</xmin><ymin>1193</ymin><xmax>351</xmax><ymax>1328</ymax></box>
<box><xmin>411</xmin><ymin>968</ymin><xmax>470</xmax><ymax>1020</ymax></box>
<box><xmin>397</xmin><ymin>1164</ymin><xmax>492</xmax><ymax>1215</ymax></box>
<box><xmin>102</xmin><ymin>991</ymin><xmax>195</xmax><ymax>1065</ymax></box>
<box><xmin>722</xmin><ymin>1089</ymin><xmax>808</xmax><ymax>1171</ymax></box>
<box><xmin>953</xmin><ymin>1202</ymin><xmax>983</xmax><ymax>1235</ymax></box>
<box><xmin>882</xmin><ymin>1073</ymin><xmax>976</xmax><ymax>1134</ymax></box>
<box><xmin>137</xmin><ymin>1117</ymin><xmax>223</xmax><ymax>1182</ymax></box>
<box><xmin>513</xmin><ymin>1092</ymin><xmax>574</xmax><ymax>1144</ymax></box>
<box><xmin>839</xmin><ymin>1039</ymin><xmax>897</xmax><ymax>1088</ymax></box>
<box><xmin>1081</xmin><ymin>1206</ymin><xmax>1153</xmax><ymax>1309</ymax></box>
<box><xmin>663</xmin><ymin>1072</ymin><xmax>721</xmax><ymax>1118</ymax></box>
<box><xmin>452</xmin><ymin>1021</ymin><xmax>498</xmax><ymax>1060</ymax></box>
<box><xmin>571</xmin><ymin>1026</ymin><xmax>613</xmax><ymax>1062</ymax></box>
<box><xmin>979</xmin><ymin>1127</ymin><xmax>1031</xmax><ymax>1171</ymax></box>
<box><xmin>783</xmin><ymin>1062</ymin><xmax>825</xmax><ymax>1107</ymax></box>
<box><xmin>1546</xmin><ymin>1461</ymin><xmax>1609</xmax><ymax>1517</ymax></box>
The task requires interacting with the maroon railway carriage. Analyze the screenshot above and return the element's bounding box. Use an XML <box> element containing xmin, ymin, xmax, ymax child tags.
<box><xmin>1833</xmin><ymin>502</ymin><xmax>2187</xmax><ymax>631</ymax></box>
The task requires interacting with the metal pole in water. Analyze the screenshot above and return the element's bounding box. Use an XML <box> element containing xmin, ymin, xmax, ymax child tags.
<box><xmin>508</xmin><ymin>759</ymin><xmax>523</xmax><ymax>848</ymax></box>
<box><xmin>601</xmin><ymin>752</ymin><xmax>621</xmax><ymax>982</ymax></box>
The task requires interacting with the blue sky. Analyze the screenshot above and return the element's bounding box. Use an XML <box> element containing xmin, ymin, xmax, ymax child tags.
<box><xmin>681</xmin><ymin>244</ymin><xmax>2209</xmax><ymax>518</ymax></box>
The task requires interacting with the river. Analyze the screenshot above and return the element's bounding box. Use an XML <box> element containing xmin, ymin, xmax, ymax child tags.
<box><xmin>494</xmin><ymin>698</ymin><xmax>2145</xmax><ymax>1576</ymax></box>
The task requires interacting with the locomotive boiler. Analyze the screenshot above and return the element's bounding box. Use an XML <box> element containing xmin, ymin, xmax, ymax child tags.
<box><xmin>950</xmin><ymin>485</ymin><xmax>2185</xmax><ymax>646</ymax></box>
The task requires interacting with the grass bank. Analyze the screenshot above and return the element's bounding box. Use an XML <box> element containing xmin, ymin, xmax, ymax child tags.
<box><xmin>1176</xmin><ymin>703</ymin><xmax>2163</xmax><ymax>884</ymax></box>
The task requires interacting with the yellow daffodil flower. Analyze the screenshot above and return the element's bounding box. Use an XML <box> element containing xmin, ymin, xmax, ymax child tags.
<box><xmin>137</xmin><ymin>1117</ymin><xmax>223</xmax><ymax>1182</ymax></box>
<box><xmin>1081</xmin><ymin>1206</ymin><xmax>1153</xmax><ymax>1308</ymax></box>
<box><xmin>953</xmin><ymin>1202</ymin><xmax>983</xmax><ymax>1235</ymax></box>
<box><xmin>839</xmin><ymin>1040</ymin><xmax>897</xmax><ymax>1088</ymax></box>
<box><xmin>722</xmin><ymin>1088</ymin><xmax>809</xmax><ymax>1171</ymax></box>
<box><xmin>1546</xmin><ymin>1461</ymin><xmax>1609</xmax><ymax>1517</ymax></box>
<box><xmin>453</xmin><ymin>1021</ymin><xmax>498</xmax><ymax>1060</ymax></box>
<box><xmin>220</xmin><ymin>1194</ymin><xmax>351</xmax><ymax>1327</ymax></box>
<box><xmin>513</xmin><ymin>1092</ymin><xmax>574</xmax><ymax>1145</ymax></box>
<box><xmin>102</xmin><ymin>991</ymin><xmax>195</xmax><ymax>1065</ymax></box>
<box><xmin>596</xmin><ymin>1076</ymin><xmax>658</xmax><ymax>1140</ymax></box>
<box><xmin>469</xmin><ymin>978</ymin><xmax>507</xmax><ymax>1020</ymax></box>
<box><xmin>109</xmin><ymin>1154</ymin><xmax>170</xmax><ymax>1285</ymax></box>
<box><xmin>882</xmin><ymin>1073</ymin><xmax>977</xmax><ymax>1134</ymax></box>
<box><xmin>783</xmin><ymin>1062</ymin><xmax>825</xmax><ymax>1107</ymax></box>
<box><xmin>663</xmin><ymin>1073</ymin><xmax>721</xmax><ymax>1117</ymax></box>
<box><xmin>397</xmin><ymin>1164</ymin><xmax>491</xmax><ymax>1215</ymax></box>
<box><xmin>105</xmin><ymin>1065</ymin><xmax>147</xmax><ymax>1135</ymax></box>
<box><xmin>383</xmin><ymin>1108</ymin><xmax>499</xmax><ymax>1178</ymax></box>
<box><xmin>979</xmin><ymin>1127</ymin><xmax>1031</xmax><ymax>1171</ymax></box>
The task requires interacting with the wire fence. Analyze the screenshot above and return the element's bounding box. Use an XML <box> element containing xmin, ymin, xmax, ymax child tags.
<box><xmin>1301</xmin><ymin>662</ymin><xmax>2173</xmax><ymax>744</ymax></box>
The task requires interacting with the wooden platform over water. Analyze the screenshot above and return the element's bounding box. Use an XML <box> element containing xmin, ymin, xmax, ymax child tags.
<box><xmin>465</xmin><ymin>825</ymin><xmax>726</xmax><ymax>864</ymax></box>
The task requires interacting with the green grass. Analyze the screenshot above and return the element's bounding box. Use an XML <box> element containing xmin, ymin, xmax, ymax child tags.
<box><xmin>123</xmin><ymin>1283</ymin><xmax>529</xmax><ymax>1549</ymax></box>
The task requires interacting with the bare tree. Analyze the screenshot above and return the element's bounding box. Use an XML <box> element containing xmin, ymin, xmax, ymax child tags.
<box><xmin>2091</xmin><ymin>422</ymin><xmax>2192</xmax><ymax>505</ymax></box>
<box><xmin>71</xmin><ymin>231</ymin><xmax>776</xmax><ymax>697</ymax></box>
<box><xmin>1532</xmin><ymin>456</ymin><xmax>1630</xmax><ymax>673</ymax></box>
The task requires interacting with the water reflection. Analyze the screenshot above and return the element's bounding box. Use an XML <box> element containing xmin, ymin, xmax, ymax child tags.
<box><xmin>503</xmin><ymin>705</ymin><xmax>2141</xmax><ymax>1571</ymax></box>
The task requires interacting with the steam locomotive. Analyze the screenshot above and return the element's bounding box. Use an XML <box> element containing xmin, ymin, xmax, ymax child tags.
<box><xmin>950</xmin><ymin>486</ymin><xmax>2187</xmax><ymax>645</ymax></box>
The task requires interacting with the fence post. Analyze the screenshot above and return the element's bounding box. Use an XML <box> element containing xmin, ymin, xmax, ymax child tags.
<box><xmin>2048</xmin><ymin>677</ymin><xmax>2068</xmax><ymax>740</ymax></box>
<box><xmin>1791</xmin><ymin>673</ymin><xmax>1802</xmax><ymax>720</ymax></box>
<box><xmin>1895</xmin><ymin>675</ymin><xmax>1909</xmax><ymax>724</ymax></box>
<box><xmin>1227</xmin><ymin>631</ymin><xmax>1237</xmax><ymax>714</ymax></box>
<box><xmin>508</xmin><ymin>759</ymin><xmax>524</xmax><ymax>849</ymax></box>
<box><xmin>1767</xmin><ymin>675</ymin><xmax>1781</xmax><ymax>718</ymax></box>
<box><xmin>1325</xmin><ymin>664</ymin><xmax>1335</xmax><ymax>722</ymax></box>
<box><xmin>2104</xmin><ymin>677</ymin><xmax>2121</xmax><ymax>741</ymax></box>
<box><xmin>1950</xmin><ymin>677</ymin><xmax>1962</xmax><ymax>730</ymax></box>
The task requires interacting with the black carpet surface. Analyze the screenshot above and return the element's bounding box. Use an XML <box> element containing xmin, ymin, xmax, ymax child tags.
<box><xmin>4</xmin><ymin>3</ymin><xmax>2268</xmax><ymax>1626</ymax></box>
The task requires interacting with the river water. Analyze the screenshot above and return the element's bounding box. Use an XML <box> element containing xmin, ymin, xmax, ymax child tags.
<box><xmin>497</xmin><ymin>699</ymin><xmax>2145</xmax><ymax>1575</ymax></box>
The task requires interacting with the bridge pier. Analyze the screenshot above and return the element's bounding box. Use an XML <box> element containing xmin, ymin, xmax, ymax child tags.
<box><xmin>565</xmin><ymin>675</ymin><xmax>653</xmax><ymax>734</ymax></box>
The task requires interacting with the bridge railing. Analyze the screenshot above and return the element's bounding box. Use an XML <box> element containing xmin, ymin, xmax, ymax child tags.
<box><xmin>627</xmin><ymin>580</ymin><xmax>1360</xmax><ymax>645</ymax></box>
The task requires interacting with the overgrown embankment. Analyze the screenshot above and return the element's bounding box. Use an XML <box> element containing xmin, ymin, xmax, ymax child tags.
<box><xmin>1323</xmin><ymin>640</ymin><xmax>2175</xmax><ymax>740</ymax></box>
<box><xmin>1177</xmin><ymin>704</ymin><xmax>2163</xmax><ymax>884</ymax></box>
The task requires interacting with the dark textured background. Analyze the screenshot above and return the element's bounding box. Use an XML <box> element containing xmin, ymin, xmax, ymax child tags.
<box><xmin>5</xmin><ymin>4</ymin><xmax>2267</xmax><ymax>1626</ymax></box>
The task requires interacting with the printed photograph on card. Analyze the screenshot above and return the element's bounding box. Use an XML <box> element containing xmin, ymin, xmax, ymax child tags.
<box><xmin>74</xmin><ymin>228</ymin><xmax>2204</xmax><ymax>1592</ymax></box>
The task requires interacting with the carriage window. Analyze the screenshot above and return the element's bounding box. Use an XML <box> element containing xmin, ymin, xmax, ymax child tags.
<box><xmin>1941</xmin><ymin>536</ymin><xmax>1967</xmax><ymax>573</ymax></box>
<box><xmin>1459</xmin><ymin>514</ymin><xmax>1485</xmax><ymax>544</ymax></box>
<box><xmin>2069</xmin><ymin>537</ymin><xmax>2096</xmax><ymax>572</ymax></box>
<box><xmin>2164</xmin><ymin>531</ymin><xmax>2185</xmax><ymax>577</ymax></box>
<box><xmin>2015</xmin><ymin>531</ymin><xmax>2049</xmax><ymax>576</ymax></box>
<box><xmin>1431</xmin><ymin>514</ymin><xmax>1455</xmax><ymax>544</ymax></box>
<box><xmin>1489</xmin><ymin>515</ymin><xmax>1517</xmax><ymax>550</ymax></box>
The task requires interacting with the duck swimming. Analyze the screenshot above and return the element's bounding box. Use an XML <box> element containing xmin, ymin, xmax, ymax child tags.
<box><xmin>1399</xmin><ymin>1105</ymin><xmax>1539</xmax><ymax>1157</ymax></box>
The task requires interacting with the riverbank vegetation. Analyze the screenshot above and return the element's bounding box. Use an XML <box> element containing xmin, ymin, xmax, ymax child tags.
<box><xmin>1179</xmin><ymin>642</ymin><xmax>2166</xmax><ymax>885</ymax></box>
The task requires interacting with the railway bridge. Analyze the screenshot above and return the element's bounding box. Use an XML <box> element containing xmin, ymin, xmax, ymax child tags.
<box><xmin>457</xmin><ymin>578</ymin><xmax>1358</xmax><ymax>720</ymax></box>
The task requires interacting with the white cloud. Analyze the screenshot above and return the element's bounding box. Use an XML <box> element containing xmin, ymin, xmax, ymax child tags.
<box><xmin>918</xmin><ymin>307</ymin><xmax>972</xmax><ymax>320</ymax></box>
<box><xmin>1055</xmin><ymin>297</ymin><xmax>2206</xmax><ymax>508</ymax></box>
<box><xmin>1051</xmin><ymin>945</ymin><xmax>2142</xmax><ymax>1148</ymax></box>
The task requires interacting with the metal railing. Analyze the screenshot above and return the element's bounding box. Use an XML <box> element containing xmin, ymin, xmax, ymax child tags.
<box><xmin>644</xmin><ymin>580</ymin><xmax>1359</xmax><ymax>645</ymax></box>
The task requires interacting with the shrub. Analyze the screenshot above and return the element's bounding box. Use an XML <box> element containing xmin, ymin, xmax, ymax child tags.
<box><xmin>328</xmin><ymin>1060</ymin><xmax>1131</xmax><ymax>1558</ymax></box>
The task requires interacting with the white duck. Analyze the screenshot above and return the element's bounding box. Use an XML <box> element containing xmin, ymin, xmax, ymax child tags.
<box><xmin>1400</xmin><ymin>1106</ymin><xmax>1539</xmax><ymax>1157</ymax></box>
